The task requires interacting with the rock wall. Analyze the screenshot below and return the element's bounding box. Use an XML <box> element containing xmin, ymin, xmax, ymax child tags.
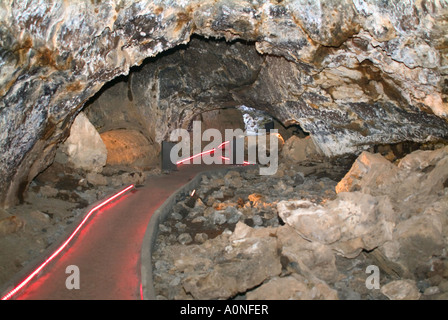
<box><xmin>1</xmin><ymin>0</ymin><xmax>448</xmax><ymax>207</ymax></box>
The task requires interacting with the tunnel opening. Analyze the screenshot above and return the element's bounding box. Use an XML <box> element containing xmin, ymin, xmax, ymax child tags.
<box><xmin>32</xmin><ymin>35</ymin><xmax>313</xmax><ymax>189</ymax></box>
<box><xmin>1</xmin><ymin>26</ymin><xmax>448</xmax><ymax>301</ymax></box>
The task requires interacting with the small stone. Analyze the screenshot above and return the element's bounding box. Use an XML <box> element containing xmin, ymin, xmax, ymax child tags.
<box><xmin>210</xmin><ymin>211</ymin><xmax>226</xmax><ymax>225</ymax></box>
<box><xmin>171</xmin><ymin>212</ymin><xmax>183</xmax><ymax>220</ymax></box>
<box><xmin>438</xmin><ymin>280</ymin><xmax>448</xmax><ymax>293</ymax></box>
<box><xmin>424</xmin><ymin>286</ymin><xmax>440</xmax><ymax>296</ymax></box>
<box><xmin>227</xmin><ymin>211</ymin><xmax>243</xmax><ymax>224</ymax></box>
<box><xmin>252</xmin><ymin>215</ymin><xmax>263</xmax><ymax>226</ymax></box>
<box><xmin>194</xmin><ymin>233</ymin><xmax>208</xmax><ymax>243</ymax></box>
<box><xmin>29</xmin><ymin>210</ymin><xmax>50</xmax><ymax>224</ymax></box>
<box><xmin>174</xmin><ymin>222</ymin><xmax>186</xmax><ymax>232</ymax></box>
<box><xmin>192</xmin><ymin>216</ymin><xmax>206</xmax><ymax>223</ymax></box>
<box><xmin>211</xmin><ymin>190</ymin><xmax>224</xmax><ymax>200</ymax></box>
<box><xmin>417</xmin><ymin>280</ymin><xmax>431</xmax><ymax>293</ymax></box>
<box><xmin>381</xmin><ymin>280</ymin><xmax>421</xmax><ymax>300</ymax></box>
<box><xmin>186</xmin><ymin>210</ymin><xmax>201</xmax><ymax>220</ymax></box>
<box><xmin>86</xmin><ymin>172</ymin><xmax>108</xmax><ymax>186</ymax></box>
<box><xmin>248</xmin><ymin>193</ymin><xmax>265</xmax><ymax>203</ymax></box>
<box><xmin>194</xmin><ymin>198</ymin><xmax>206</xmax><ymax>209</ymax></box>
<box><xmin>159</xmin><ymin>224</ymin><xmax>171</xmax><ymax>233</ymax></box>
<box><xmin>178</xmin><ymin>233</ymin><xmax>193</xmax><ymax>245</ymax></box>
<box><xmin>223</xmin><ymin>188</ymin><xmax>235</xmax><ymax>198</ymax></box>
<box><xmin>293</xmin><ymin>174</ymin><xmax>305</xmax><ymax>186</ymax></box>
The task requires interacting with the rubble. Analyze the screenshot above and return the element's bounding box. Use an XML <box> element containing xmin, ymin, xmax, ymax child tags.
<box><xmin>152</xmin><ymin>146</ymin><xmax>448</xmax><ymax>300</ymax></box>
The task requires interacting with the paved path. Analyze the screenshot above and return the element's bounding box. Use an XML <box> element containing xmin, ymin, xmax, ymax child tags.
<box><xmin>13</xmin><ymin>165</ymin><xmax>220</xmax><ymax>300</ymax></box>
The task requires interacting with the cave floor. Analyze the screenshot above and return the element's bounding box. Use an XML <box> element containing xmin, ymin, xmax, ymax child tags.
<box><xmin>2</xmin><ymin>164</ymin><xmax>226</xmax><ymax>300</ymax></box>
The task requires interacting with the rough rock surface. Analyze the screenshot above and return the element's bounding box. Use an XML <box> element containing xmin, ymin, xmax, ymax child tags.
<box><xmin>246</xmin><ymin>274</ymin><xmax>339</xmax><ymax>300</ymax></box>
<box><xmin>152</xmin><ymin>146</ymin><xmax>448</xmax><ymax>300</ymax></box>
<box><xmin>100</xmin><ymin>129</ymin><xmax>158</xmax><ymax>170</ymax></box>
<box><xmin>55</xmin><ymin>112</ymin><xmax>107</xmax><ymax>173</ymax></box>
<box><xmin>280</xmin><ymin>136</ymin><xmax>322</xmax><ymax>163</ymax></box>
<box><xmin>1</xmin><ymin>0</ymin><xmax>448</xmax><ymax>207</ymax></box>
<box><xmin>380</xmin><ymin>280</ymin><xmax>422</xmax><ymax>300</ymax></box>
<box><xmin>277</xmin><ymin>192</ymin><xmax>395</xmax><ymax>258</ymax></box>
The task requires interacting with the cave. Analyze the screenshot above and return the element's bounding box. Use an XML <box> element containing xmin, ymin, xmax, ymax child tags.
<box><xmin>1</xmin><ymin>0</ymin><xmax>448</xmax><ymax>302</ymax></box>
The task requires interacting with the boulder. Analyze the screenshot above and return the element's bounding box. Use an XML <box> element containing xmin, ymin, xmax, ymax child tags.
<box><xmin>0</xmin><ymin>215</ymin><xmax>24</xmax><ymax>237</ymax></box>
<box><xmin>246</xmin><ymin>274</ymin><xmax>338</xmax><ymax>300</ymax></box>
<box><xmin>56</xmin><ymin>112</ymin><xmax>107</xmax><ymax>173</ymax></box>
<box><xmin>181</xmin><ymin>222</ymin><xmax>282</xmax><ymax>300</ymax></box>
<box><xmin>277</xmin><ymin>225</ymin><xmax>339</xmax><ymax>283</ymax></box>
<box><xmin>280</xmin><ymin>136</ymin><xmax>322</xmax><ymax>163</ymax></box>
<box><xmin>277</xmin><ymin>192</ymin><xmax>396</xmax><ymax>258</ymax></box>
<box><xmin>182</xmin><ymin>236</ymin><xmax>281</xmax><ymax>299</ymax></box>
<box><xmin>397</xmin><ymin>146</ymin><xmax>448</xmax><ymax>197</ymax></box>
<box><xmin>380</xmin><ymin>280</ymin><xmax>421</xmax><ymax>300</ymax></box>
<box><xmin>379</xmin><ymin>214</ymin><xmax>445</xmax><ymax>278</ymax></box>
<box><xmin>335</xmin><ymin>151</ymin><xmax>395</xmax><ymax>194</ymax></box>
<box><xmin>337</xmin><ymin>147</ymin><xmax>448</xmax><ymax>278</ymax></box>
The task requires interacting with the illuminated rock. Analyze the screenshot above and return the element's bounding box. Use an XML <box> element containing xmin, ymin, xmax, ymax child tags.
<box><xmin>56</xmin><ymin>112</ymin><xmax>107</xmax><ymax>173</ymax></box>
<box><xmin>277</xmin><ymin>192</ymin><xmax>396</xmax><ymax>258</ymax></box>
<box><xmin>100</xmin><ymin>129</ymin><xmax>158</xmax><ymax>170</ymax></box>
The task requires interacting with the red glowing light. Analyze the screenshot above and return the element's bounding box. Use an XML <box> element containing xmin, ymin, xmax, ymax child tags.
<box><xmin>176</xmin><ymin>148</ymin><xmax>216</xmax><ymax>165</ymax></box>
<box><xmin>218</xmin><ymin>141</ymin><xmax>229</xmax><ymax>149</ymax></box>
<box><xmin>140</xmin><ymin>283</ymin><xmax>144</xmax><ymax>300</ymax></box>
<box><xmin>176</xmin><ymin>140</ymin><xmax>252</xmax><ymax>166</ymax></box>
<box><xmin>1</xmin><ymin>184</ymin><xmax>134</xmax><ymax>301</ymax></box>
<box><xmin>177</xmin><ymin>140</ymin><xmax>231</xmax><ymax>165</ymax></box>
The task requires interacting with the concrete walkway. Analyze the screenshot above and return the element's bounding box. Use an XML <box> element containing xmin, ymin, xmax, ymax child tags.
<box><xmin>12</xmin><ymin>165</ymin><xmax>222</xmax><ymax>300</ymax></box>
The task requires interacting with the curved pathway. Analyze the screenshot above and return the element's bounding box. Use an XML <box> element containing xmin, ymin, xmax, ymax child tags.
<box><xmin>9</xmin><ymin>165</ymin><xmax>221</xmax><ymax>300</ymax></box>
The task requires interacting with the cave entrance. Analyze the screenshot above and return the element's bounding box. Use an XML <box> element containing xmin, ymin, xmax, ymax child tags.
<box><xmin>33</xmin><ymin>35</ymin><xmax>304</xmax><ymax>197</ymax></box>
<box><xmin>31</xmin><ymin>35</ymin><xmax>326</xmax><ymax>202</ymax></box>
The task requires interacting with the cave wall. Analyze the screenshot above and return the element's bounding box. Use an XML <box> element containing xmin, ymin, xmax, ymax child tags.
<box><xmin>1</xmin><ymin>0</ymin><xmax>448</xmax><ymax>207</ymax></box>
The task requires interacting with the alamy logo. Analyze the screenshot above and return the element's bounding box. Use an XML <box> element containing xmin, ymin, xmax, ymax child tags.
<box><xmin>169</xmin><ymin>121</ymin><xmax>279</xmax><ymax>175</ymax></box>
<box><xmin>65</xmin><ymin>265</ymin><xmax>80</xmax><ymax>290</ymax></box>
<box><xmin>365</xmin><ymin>265</ymin><xmax>380</xmax><ymax>289</ymax></box>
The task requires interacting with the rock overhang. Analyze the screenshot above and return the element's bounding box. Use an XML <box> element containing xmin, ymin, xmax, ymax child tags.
<box><xmin>1</xmin><ymin>0</ymin><xmax>448</xmax><ymax>207</ymax></box>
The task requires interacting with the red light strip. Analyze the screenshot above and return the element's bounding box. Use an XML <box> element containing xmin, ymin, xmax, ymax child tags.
<box><xmin>140</xmin><ymin>283</ymin><xmax>144</xmax><ymax>300</ymax></box>
<box><xmin>176</xmin><ymin>140</ymin><xmax>254</xmax><ymax>166</ymax></box>
<box><xmin>218</xmin><ymin>141</ymin><xmax>229</xmax><ymax>149</ymax></box>
<box><xmin>176</xmin><ymin>140</ymin><xmax>231</xmax><ymax>165</ymax></box>
<box><xmin>176</xmin><ymin>148</ymin><xmax>216</xmax><ymax>165</ymax></box>
<box><xmin>1</xmin><ymin>184</ymin><xmax>135</xmax><ymax>300</ymax></box>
